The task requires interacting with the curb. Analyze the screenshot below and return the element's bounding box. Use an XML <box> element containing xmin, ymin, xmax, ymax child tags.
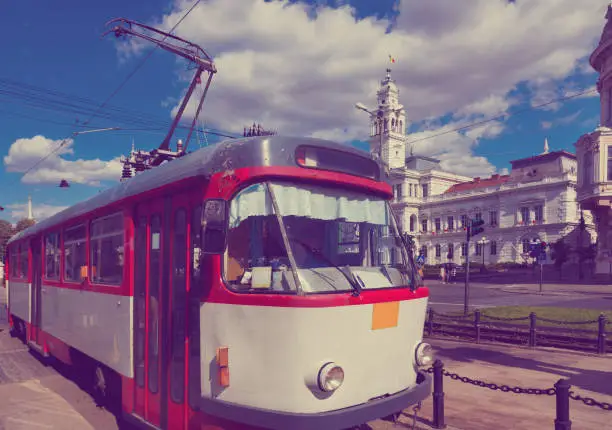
<box><xmin>500</xmin><ymin>288</ymin><xmax>583</xmax><ymax>296</ymax></box>
<box><xmin>500</xmin><ymin>287</ymin><xmax>609</xmax><ymax>297</ymax></box>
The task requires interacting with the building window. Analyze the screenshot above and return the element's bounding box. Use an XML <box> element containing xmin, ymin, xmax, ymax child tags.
<box><xmin>522</xmin><ymin>239</ymin><xmax>530</xmax><ymax>254</ymax></box>
<box><xmin>409</xmin><ymin>184</ymin><xmax>413</xmax><ymax>197</ymax></box>
<box><xmin>534</xmin><ymin>205</ymin><xmax>544</xmax><ymax>222</ymax></box>
<box><xmin>520</xmin><ymin>207</ymin><xmax>529</xmax><ymax>223</ymax></box>
<box><xmin>410</xmin><ymin>215</ymin><xmax>416</xmax><ymax>232</ymax></box>
<box><xmin>421</xmin><ymin>219</ymin><xmax>428</xmax><ymax>232</ymax></box>
<box><xmin>420</xmin><ymin>246</ymin><xmax>428</xmax><ymax>258</ymax></box>
<box><xmin>475</xmin><ymin>243</ymin><xmax>482</xmax><ymax>256</ymax></box>
<box><xmin>45</xmin><ymin>232</ymin><xmax>60</xmax><ymax>280</ymax></box>
<box><xmin>422</xmin><ymin>184</ymin><xmax>429</xmax><ymax>198</ymax></box>
<box><xmin>447</xmin><ymin>244</ymin><xmax>454</xmax><ymax>259</ymax></box>
<box><xmin>461</xmin><ymin>243</ymin><xmax>468</xmax><ymax>257</ymax></box>
<box><xmin>489</xmin><ymin>211</ymin><xmax>498</xmax><ymax>227</ymax></box>
<box><xmin>583</xmin><ymin>153</ymin><xmax>592</xmax><ymax>185</ymax></box>
<box><xmin>435</xmin><ymin>244</ymin><xmax>441</xmax><ymax>258</ymax></box>
<box><xmin>474</xmin><ymin>212</ymin><xmax>482</xmax><ymax>221</ymax></box>
<box><xmin>608</xmin><ymin>146</ymin><xmax>612</xmax><ymax>181</ymax></box>
<box><xmin>393</xmin><ymin>184</ymin><xmax>402</xmax><ymax>201</ymax></box>
<box><xmin>64</xmin><ymin>224</ymin><xmax>86</xmax><ymax>282</ymax></box>
<box><xmin>447</xmin><ymin>216</ymin><xmax>454</xmax><ymax>231</ymax></box>
<box><xmin>490</xmin><ymin>241</ymin><xmax>497</xmax><ymax>255</ymax></box>
<box><xmin>435</xmin><ymin>218</ymin><xmax>441</xmax><ymax>231</ymax></box>
<box><xmin>90</xmin><ymin>212</ymin><xmax>124</xmax><ymax>285</ymax></box>
<box><xmin>460</xmin><ymin>215</ymin><xmax>467</xmax><ymax>228</ymax></box>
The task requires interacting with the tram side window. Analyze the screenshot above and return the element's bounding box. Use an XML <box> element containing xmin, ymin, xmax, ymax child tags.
<box><xmin>9</xmin><ymin>245</ymin><xmax>19</xmax><ymax>278</ymax></box>
<box><xmin>45</xmin><ymin>233</ymin><xmax>60</xmax><ymax>280</ymax></box>
<box><xmin>90</xmin><ymin>212</ymin><xmax>124</xmax><ymax>285</ymax></box>
<box><xmin>64</xmin><ymin>225</ymin><xmax>86</xmax><ymax>282</ymax></box>
<box><xmin>19</xmin><ymin>243</ymin><xmax>28</xmax><ymax>279</ymax></box>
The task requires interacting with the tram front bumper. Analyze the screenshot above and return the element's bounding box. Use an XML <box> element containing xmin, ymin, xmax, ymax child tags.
<box><xmin>200</xmin><ymin>371</ymin><xmax>432</xmax><ymax>430</ymax></box>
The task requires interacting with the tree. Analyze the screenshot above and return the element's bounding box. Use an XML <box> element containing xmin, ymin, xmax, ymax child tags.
<box><xmin>0</xmin><ymin>219</ymin><xmax>13</xmax><ymax>261</ymax></box>
<box><xmin>550</xmin><ymin>239</ymin><xmax>570</xmax><ymax>280</ymax></box>
<box><xmin>14</xmin><ymin>218</ymin><xmax>35</xmax><ymax>234</ymax></box>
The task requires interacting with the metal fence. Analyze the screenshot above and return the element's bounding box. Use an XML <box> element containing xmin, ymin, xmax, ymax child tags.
<box><xmin>424</xmin><ymin>360</ymin><xmax>611</xmax><ymax>430</ymax></box>
<box><xmin>424</xmin><ymin>308</ymin><xmax>610</xmax><ymax>354</ymax></box>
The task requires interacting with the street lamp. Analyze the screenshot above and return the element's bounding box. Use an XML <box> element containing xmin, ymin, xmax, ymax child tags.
<box><xmin>355</xmin><ymin>102</ymin><xmax>383</xmax><ymax>161</ymax></box>
<box><xmin>478</xmin><ymin>237</ymin><xmax>487</xmax><ymax>270</ymax></box>
<box><xmin>578</xmin><ymin>208</ymin><xmax>586</xmax><ymax>280</ymax></box>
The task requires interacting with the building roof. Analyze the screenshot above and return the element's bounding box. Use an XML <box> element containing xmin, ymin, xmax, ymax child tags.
<box><xmin>444</xmin><ymin>174</ymin><xmax>510</xmax><ymax>194</ymax></box>
<box><xmin>509</xmin><ymin>150</ymin><xmax>575</xmax><ymax>169</ymax></box>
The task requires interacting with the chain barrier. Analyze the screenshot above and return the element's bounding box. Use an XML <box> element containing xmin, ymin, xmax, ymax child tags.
<box><xmin>569</xmin><ymin>392</ymin><xmax>612</xmax><ymax>411</ymax></box>
<box><xmin>537</xmin><ymin>316</ymin><xmax>599</xmax><ymax>325</ymax></box>
<box><xmin>426</xmin><ymin>366</ymin><xmax>612</xmax><ymax>411</ymax></box>
<box><xmin>479</xmin><ymin>314</ymin><xmax>529</xmax><ymax>322</ymax></box>
<box><xmin>425</xmin><ymin>366</ymin><xmax>555</xmax><ymax>395</ymax></box>
<box><xmin>430</xmin><ymin>309</ymin><xmax>474</xmax><ymax>320</ymax></box>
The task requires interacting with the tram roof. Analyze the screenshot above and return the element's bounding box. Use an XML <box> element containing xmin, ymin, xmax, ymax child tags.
<box><xmin>9</xmin><ymin>136</ymin><xmax>380</xmax><ymax>243</ymax></box>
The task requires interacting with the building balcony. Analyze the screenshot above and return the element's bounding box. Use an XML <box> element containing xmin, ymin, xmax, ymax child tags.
<box><xmin>423</xmin><ymin>173</ymin><xmax>576</xmax><ymax>204</ymax></box>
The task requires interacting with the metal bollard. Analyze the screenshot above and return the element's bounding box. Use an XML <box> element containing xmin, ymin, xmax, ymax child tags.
<box><xmin>597</xmin><ymin>314</ymin><xmax>607</xmax><ymax>355</ymax></box>
<box><xmin>432</xmin><ymin>359</ymin><xmax>446</xmax><ymax>429</ymax></box>
<box><xmin>554</xmin><ymin>379</ymin><xmax>571</xmax><ymax>430</ymax></box>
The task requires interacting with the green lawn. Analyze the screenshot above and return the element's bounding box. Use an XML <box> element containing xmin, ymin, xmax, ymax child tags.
<box><xmin>476</xmin><ymin>306</ymin><xmax>612</xmax><ymax>331</ymax></box>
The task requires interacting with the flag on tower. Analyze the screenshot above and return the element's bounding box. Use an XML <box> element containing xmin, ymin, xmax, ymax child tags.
<box><xmin>389</xmin><ymin>55</ymin><xmax>396</xmax><ymax>64</ymax></box>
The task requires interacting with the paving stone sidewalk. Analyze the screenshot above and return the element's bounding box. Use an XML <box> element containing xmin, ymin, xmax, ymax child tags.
<box><xmin>370</xmin><ymin>338</ymin><xmax>612</xmax><ymax>430</ymax></box>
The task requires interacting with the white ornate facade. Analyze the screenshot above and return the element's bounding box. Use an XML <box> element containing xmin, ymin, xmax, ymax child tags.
<box><xmin>362</xmin><ymin>69</ymin><xmax>595</xmax><ymax>266</ymax></box>
<box><xmin>575</xmin><ymin>5</ymin><xmax>612</xmax><ymax>275</ymax></box>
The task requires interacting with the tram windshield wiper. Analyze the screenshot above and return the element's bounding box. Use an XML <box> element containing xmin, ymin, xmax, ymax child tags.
<box><xmin>288</xmin><ymin>237</ymin><xmax>363</xmax><ymax>296</ymax></box>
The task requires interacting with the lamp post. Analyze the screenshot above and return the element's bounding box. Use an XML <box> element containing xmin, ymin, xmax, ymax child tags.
<box><xmin>355</xmin><ymin>102</ymin><xmax>383</xmax><ymax>161</ymax></box>
<box><xmin>478</xmin><ymin>237</ymin><xmax>487</xmax><ymax>270</ymax></box>
<box><xmin>578</xmin><ymin>209</ymin><xmax>586</xmax><ymax>280</ymax></box>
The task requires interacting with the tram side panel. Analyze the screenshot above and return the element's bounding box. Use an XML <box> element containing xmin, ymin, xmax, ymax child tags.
<box><xmin>8</xmin><ymin>280</ymin><xmax>30</xmax><ymax>326</ymax></box>
<box><xmin>39</xmin><ymin>285</ymin><xmax>134</xmax><ymax>378</ymax></box>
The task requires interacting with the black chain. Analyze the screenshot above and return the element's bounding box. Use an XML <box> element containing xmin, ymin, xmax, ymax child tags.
<box><xmin>480</xmin><ymin>314</ymin><xmax>530</xmax><ymax>322</ymax></box>
<box><xmin>569</xmin><ymin>391</ymin><xmax>612</xmax><ymax>411</ymax></box>
<box><xmin>426</xmin><ymin>367</ymin><xmax>555</xmax><ymax>395</ymax></box>
<box><xmin>537</xmin><ymin>317</ymin><xmax>599</xmax><ymax>325</ymax></box>
<box><xmin>426</xmin><ymin>366</ymin><xmax>612</xmax><ymax>411</ymax></box>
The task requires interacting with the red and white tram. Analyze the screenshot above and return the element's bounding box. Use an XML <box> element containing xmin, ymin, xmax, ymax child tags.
<box><xmin>5</xmin><ymin>136</ymin><xmax>433</xmax><ymax>430</ymax></box>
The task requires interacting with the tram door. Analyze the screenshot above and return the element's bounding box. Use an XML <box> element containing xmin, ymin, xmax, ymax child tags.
<box><xmin>30</xmin><ymin>238</ymin><xmax>42</xmax><ymax>344</ymax></box>
<box><xmin>133</xmin><ymin>193</ymin><xmax>202</xmax><ymax>430</ymax></box>
<box><xmin>133</xmin><ymin>199</ymin><xmax>164</xmax><ymax>426</ymax></box>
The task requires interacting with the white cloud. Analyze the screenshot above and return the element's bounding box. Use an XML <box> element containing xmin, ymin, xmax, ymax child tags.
<box><xmin>3</xmin><ymin>135</ymin><xmax>122</xmax><ymax>186</ymax></box>
<box><xmin>540</xmin><ymin>110</ymin><xmax>582</xmax><ymax>130</ymax></box>
<box><xmin>6</xmin><ymin>202</ymin><xmax>68</xmax><ymax>221</ymax></box>
<box><xmin>116</xmin><ymin>0</ymin><xmax>608</xmax><ymax>176</ymax></box>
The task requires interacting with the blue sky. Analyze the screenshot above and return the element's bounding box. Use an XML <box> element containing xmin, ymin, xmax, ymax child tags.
<box><xmin>0</xmin><ymin>0</ymin><xmax>607</xmax><ymax>221</ymax></box>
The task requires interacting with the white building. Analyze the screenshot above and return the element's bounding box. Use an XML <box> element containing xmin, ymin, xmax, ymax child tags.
<box><xmin>359</xmin><ymin>68</ymin><xmax>595</xmax><ymax>266</ymax></box>
<box><xmin>575</xmin><ymin>5</ymin><xmax>612</xmax><ymax>276</ymax></box>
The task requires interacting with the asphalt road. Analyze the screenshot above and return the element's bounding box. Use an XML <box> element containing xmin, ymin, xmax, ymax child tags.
<box><xmin>425</xmin><ymin>280</ymin><xmax>612</xmax><ymax>313</ymax></box>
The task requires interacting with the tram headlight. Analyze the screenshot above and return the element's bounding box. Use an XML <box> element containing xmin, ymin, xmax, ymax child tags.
<box><xmin>415</xmin><ymin>342</ymin><xmax>434</xmax><ymax>367</ymax></box>
<box><xmin>317</xmin><ymin>362</ymin><xmax>344</xmax><ymax>392</ymax></box>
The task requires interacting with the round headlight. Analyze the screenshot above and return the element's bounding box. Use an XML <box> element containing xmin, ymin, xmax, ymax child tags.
<box><xmin>415</xmin><ymin>342</ymin><xmax>434</xmax><ymax>367</ymax></box>
<box><xmin>318</xmin><ymin>362</ymin><xmax>344</xmax><ymax>392</ymax></box>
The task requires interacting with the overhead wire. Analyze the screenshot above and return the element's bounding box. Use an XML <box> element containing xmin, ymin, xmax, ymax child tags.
<box><xmin>404</xmin><ymin>86</ymin><xmax>598</xmax><ymax>148</ymax></box>
<box><xmin>13</xmin><ymin>0</ymin><xmax>203</xmax><ymax>183</ymax></box>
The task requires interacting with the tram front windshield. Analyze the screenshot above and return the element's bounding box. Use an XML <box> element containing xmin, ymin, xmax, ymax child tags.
<box><xmin>225</xmin><ymin>181</ymin><xmax>419</xmax><ymax>294</ymax></box>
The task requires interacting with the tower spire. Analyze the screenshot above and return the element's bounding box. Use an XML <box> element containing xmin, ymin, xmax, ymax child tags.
<box><xmin>543</xmin><ymin>137</ymin><xmax>549</xmax><ymax>154</ymax></box>
<box><xmin>27</xmin><ymin>195</ymin><xmax>33</xmax><ymax>220</ymax></box>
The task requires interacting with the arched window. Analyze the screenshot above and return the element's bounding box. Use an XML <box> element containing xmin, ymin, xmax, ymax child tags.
<box><xmin>399</xmin><ymin>120</ymin><xmax>403</xmax><ymax>133</ymax></box>
<box><xmin>391</xmin><ymin>118</ymin><xmax>395</xmax><ymax>130</ymax></box>
<box><xmin>583</xmin><ymin>153</ymin><xmax>593</xmax><ymax>185</ymax></box>
<box><xmin>409</xmin><ymin>214</ymin><xmax>417</xmax><ymax>232</ymax></box>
